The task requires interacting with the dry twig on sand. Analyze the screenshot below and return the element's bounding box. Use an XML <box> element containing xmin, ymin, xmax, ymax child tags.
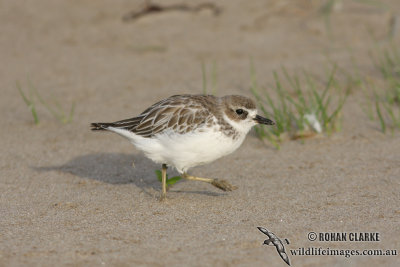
<box><xmin>122</xmin><ymin>1</ymin><xmax>221</xmax><ymax>22</ymax></box>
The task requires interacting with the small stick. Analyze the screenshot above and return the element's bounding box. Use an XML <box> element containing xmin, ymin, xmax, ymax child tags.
<box><xmin>122</xmin><ymin>1</ymin><xmax>221</xmax><ymax>22</ymax></box>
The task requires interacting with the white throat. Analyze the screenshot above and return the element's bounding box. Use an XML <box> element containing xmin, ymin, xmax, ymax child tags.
<box><xmin>222</xmin><ymin>110</ymin><xmax>257</xmax><ymax>135</ymax></box>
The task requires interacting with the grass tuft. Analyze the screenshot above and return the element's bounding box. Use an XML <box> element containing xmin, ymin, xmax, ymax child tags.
<box><xmin>319</xmin><ymin>0</ymin><xmax>388</xmax><ymax>37</ymax></box>
<box><xmin>201</xmin><ymin>60</ymin><xmax>218</xmax><ymax>95</ymax></box>
<box><xmin>251</xmin><ymin>63</ymin><xmax>349</xmax><ymax>148</ymax></box>
<box><xmin>16</xmin><ymin>79</ymin><xmax>75</xmax><ymax>124</ymax></box>
<box><xmin>16</xmin><ymin>81</ymin><xmax>39</xmax><ymax>124</ymax></box>
<box><xmin>360</xmin><ymin>44</ymin><xmax>400</xmax><ymax>133</ymax></box>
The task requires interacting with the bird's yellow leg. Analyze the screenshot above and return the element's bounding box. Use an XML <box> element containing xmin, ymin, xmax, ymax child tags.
<box><xmin>160</xmin><ymin>164</ymin><xmax>167</xmax><ymax>201</ymax></box>
<box><xmin>182</xmin><ymin>173</ymin><xmax>237</xmax><ymax>191</ymax></box>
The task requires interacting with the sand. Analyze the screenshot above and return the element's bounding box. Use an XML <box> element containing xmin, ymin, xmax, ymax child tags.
<box><xmin>1</xmin><ymin>0</ymin><xmax>399</xmax><ymax>266</ymax></box>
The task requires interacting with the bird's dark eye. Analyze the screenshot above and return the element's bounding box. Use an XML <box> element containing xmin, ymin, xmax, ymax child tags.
<box><xmin>235</xmin><ymin>109</ymin><xmax>244</xmax><ymax>115</ymax></box>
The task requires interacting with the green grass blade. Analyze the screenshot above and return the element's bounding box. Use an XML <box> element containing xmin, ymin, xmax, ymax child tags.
<box><xmin>16</xmin><ymin>81</ymin><xmax>39</xmax><ymax>124</ymax></box>
<box><xmin>201</xmin><ymin>61</ymin><xmax>207</xmax><ymax>95</ymax></box>
<box><xmin>273</xmin><ymin>71</ymin><xmax>291</xmax><ymax>129</ymax></box>
<box><xmin>155</xmin><ymin>170</ymin><xmax>162</xmax><ymax>182</ymax></box>
<box><xmin>16</xmin><ymin>81</ymin><xmax>30</xmax><ymax>106</ymax></box>
<box><xmin>282</xmin><ymin>67</ymin><xmax>307</xmax><ymax>111</ymax></box>
<box><xmin>211</xmin><ymin>60</ymin><xmax>217</xmax><ymax>95</ymax></box>
<box><xmin>322</xmin><ymin>64</ymin><xmax>337</xmax><ymax>101</ymax></box>
<box><xmin>326</xmin><ymin>93</ymin><xmax>347</xmax><ymax>125</ymax></box>
<box><xmin>166</xmin><ymin>176</ymin><xmax>182</xmax><ymax>186</ymax></box>
<box><xmin>68</xmin><ymin>102</ymin><xmax>76</xmax><ymax>123</ymax></box>
<box><xmin>29</xmin><ymin>80</ymin><xmax>63</xmax><ymax>122</ymax></box>
<box><xmin>155</xmin><ymin>170</ymin><xmax>181</xmax><ymax>187</ymax></box>
<box><xmin>382</xmin><ymin>101</ymin><xmax>397</xmax><ymax>132</ymax></box>
<box><xmin>375</xmin><ymin>100</ymin><xmax>386</xmax><ymax>133</ymax></box>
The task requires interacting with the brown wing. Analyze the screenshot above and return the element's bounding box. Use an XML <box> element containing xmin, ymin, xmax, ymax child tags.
<box><xmin>100</xmin><ymin>95</ymin><xmax>215</xmax><ymax>138</ymax></box>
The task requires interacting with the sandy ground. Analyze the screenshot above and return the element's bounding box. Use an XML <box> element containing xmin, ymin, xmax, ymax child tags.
<box><xmin>1</xmin><ymin>0</ymin><xmax>400</xmax><ymax>266</ymax></box>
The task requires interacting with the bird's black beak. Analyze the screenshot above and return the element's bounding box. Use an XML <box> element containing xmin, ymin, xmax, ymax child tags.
<box><xmin>254</xmin><ymin>115</ymin><xmax>275</xmax><ymax>125</ymax></box>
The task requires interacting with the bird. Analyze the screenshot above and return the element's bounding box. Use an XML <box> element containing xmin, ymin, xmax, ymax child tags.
<box><xmin>257</xmin><ymin>227</ymin><xmax>291</xmax><ymax>266</ymax></box>
<box><xmin>91</xmin><ymin>94</ymin><xmax>274</xmax><ymax>200</ymax></box>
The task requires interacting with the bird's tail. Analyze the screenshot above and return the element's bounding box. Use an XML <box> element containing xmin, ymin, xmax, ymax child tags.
<box><xmin>91</xmin><ymin>117</ymin><xmax>142</xmax><ymax>131</ymax></box>
<box><xmin>90</xmin><ymin>122</ymin><xmax>114</xmax><ymax>131</ymax></box>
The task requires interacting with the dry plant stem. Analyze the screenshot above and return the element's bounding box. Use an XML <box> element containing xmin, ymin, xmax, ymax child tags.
<box><xmin>160</xmin><ymin>163</ymin><xmax>167</xmax><ymax>201</ymax></box>
<box><xmin>182</xmin><ymin>173</ymin><xmax>237</xmax><ymax>191</ymax></box>
<box><xmin>122</xmin><ymin>1</ymin><xmax>221</xmax><ymax>22</ymax></box>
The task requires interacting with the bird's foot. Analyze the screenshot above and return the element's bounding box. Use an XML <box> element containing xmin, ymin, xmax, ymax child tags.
<box><xmin>211</xmin><ymin>179</ymin><xmax>238</xmax><ymax>191</ymax></box>
<box><xmin>159</xmin><ymin>193</ymin><xmax>167</xmax><ymax>202</ymax></box>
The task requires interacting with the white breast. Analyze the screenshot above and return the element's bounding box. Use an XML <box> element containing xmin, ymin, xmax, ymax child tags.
<box><xmin>108</xmin><ymin>120</ymin><xmax>249</xmax><ymax>173</ymax></box>
<box><xmin>149</xmin><ymin>128</ymin><xmax>246</xmax><ymax>173</ymax></box>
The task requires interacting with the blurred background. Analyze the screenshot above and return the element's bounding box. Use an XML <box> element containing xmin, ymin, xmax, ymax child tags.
<box><xmin>2</xmin><ymin>0</ymin><xmax>399</xmax><ymax>121</ymax></box>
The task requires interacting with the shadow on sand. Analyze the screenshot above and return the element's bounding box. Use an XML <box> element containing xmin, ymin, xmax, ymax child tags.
<box><xmin>35</xmin><ymin>153</ymin><xmax>224</xmax><ymax>196</ymax></box>
<box><xmin>35</xmin><ymin>153</ymin><xmax>158</xmax><ymax>185</ymax></box>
